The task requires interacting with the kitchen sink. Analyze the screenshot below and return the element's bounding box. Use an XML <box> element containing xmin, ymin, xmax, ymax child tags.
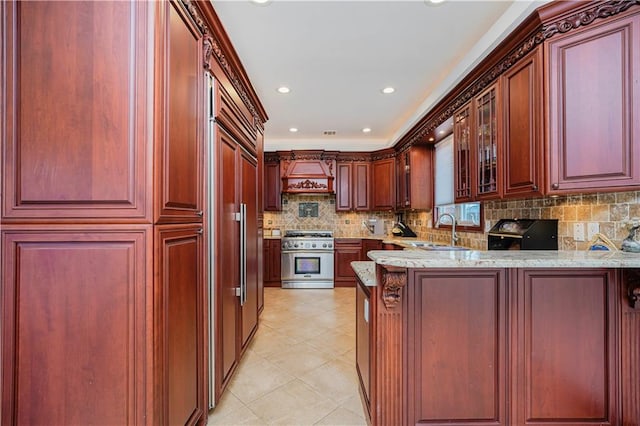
<box><xmin>406</xmin><ymin>242</ymin><xmax>470</xmax><ymax>251</ymax></box>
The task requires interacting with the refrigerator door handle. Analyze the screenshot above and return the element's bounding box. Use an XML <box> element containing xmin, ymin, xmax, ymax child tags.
<box><xmin>239</xmin><ymin>202</ymin><xmax>247</xmax><ymax>306</ymax></box>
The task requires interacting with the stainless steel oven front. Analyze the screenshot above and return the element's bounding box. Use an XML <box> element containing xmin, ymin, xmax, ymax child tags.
<box><xmin>281</xmin><ymin>250</ymin><xmax>334</xmax><ymax>289</ymax></box>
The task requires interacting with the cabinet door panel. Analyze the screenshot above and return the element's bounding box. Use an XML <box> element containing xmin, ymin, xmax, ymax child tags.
<box><xmin>1</xmin><ymin>228</ymin><xmax>149</xmax><ymax>425</ymax></box>
<box><xmin>454</xmin><ymin>103</ymin><xmax>474</xmax><ymax>202</ymax></box>
<box><xmin>156</xmin><ymin>225</ymin><xmax>205</xmax><ymax>426</ymax></box>
<box><xmin>334</xmin><ymin>240</ymin><xmax>363</xmax><ymax>287</ymax></box>
<box><xmin>371</xmin><ymin>158</ymin><xmax>395</xmax><ymax>211</ymax></box>
<box><xmin>263</xmin><ymin>161</ymin><xmax>281</xmax><ymax>211</ymax></box>
<box><xmin>336</xmin><ymin>163</ymin><xmax>353</xmax><ymax>211</ymax></box>
<box><xmin>408</xmin><ymin>269</ymin><xmax>506</xmax><ymax>425</ymax></box>
<box><xmin>356</xmin><ymin>283</ymin><xmax>371</xmax><ymax>408</ymax></box>
<box><xmin>240</xmin><ymin>151</ymin><xmax>258</xmax><ymax>349</ymax></box>
<box><xmin>547</xmin><ymin>14</ymin><xmax>640</xmax><ymax>192</ymax></box>
<box><xmin>156</xmin><ymin>1</ymin><xmax>203</xmax><ymax>222</ymax></box>
<box><xmin>502</xmin><ymin>47</ymin><xmax>543</xmax><ymax>198</ymax></box>
<box><xmin>514</xmin><ymin>269</ymin><xmax>619</xmax><ymax>425</ymax></box>
<box><xmin>2</xmin><ymin>1</ymin><xmax>150</xmax><ymax>221</ymax></box>
<box><xmin>353</xmin><ymin>162</ymin><xmax>370</xmax><ymax>211</ymax></box>
<box><xmin>268</xmin><ymin>239</ymin><xmax>282</xmax><ymax>283</ymax></box>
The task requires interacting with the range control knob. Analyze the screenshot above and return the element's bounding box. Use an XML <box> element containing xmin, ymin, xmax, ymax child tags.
<box><xmin>328</xmin><ymin>243</ymin><xmax>333</xmax><ymax>248</ymax></box>
<box><xmin>294</xmin><ymin>243</ymin><xmax>299</xmax><ymax>248</ymax></box>
<box><xmin>312</xmin><ymin>243</ymin><xmax>316</xmax><ymax>248</ymax></box>
<box><xmin>322</xmin><ymin>243</ymin><xmax>327</xmax><ymax>248</ymax></box>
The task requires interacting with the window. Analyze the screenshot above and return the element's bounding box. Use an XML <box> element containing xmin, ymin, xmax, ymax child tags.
<box><xmin>434</xmin><ymin>133</ymin><xmax>482</xmax><ymax>230</ymax></box>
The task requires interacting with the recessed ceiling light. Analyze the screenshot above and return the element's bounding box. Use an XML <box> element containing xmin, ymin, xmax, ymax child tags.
<box><xmin>438</xmin><ymin>130</ymin><xmax>446</xmax><ymax>135</ymax></box>
<box><xmin>428</xmin><ymin>137</ymin><xmax>435</xmax><ymax>142</ymax></box>
<box><xmin>289</xmin><ymin>127</ymin><xmax>298</xmax><ymax>133</ymax></box>
<box><xmin>277</xmin><ymin>86</ymin><xmax>290</xmax><ymax>94</ymax></box>
<box><xmin>426</xmin><ymin>0</ymin><xmax>446</xmax><ymax>5</ymax></box>
<box><xmin>381</xmin><ymin>87</ymin><xmax>395</xmax><ymax>94</ymax></box>
<box><xmin>250</xmin><ymin>0</ymin><xmax>271</xmax><ymax>6</ymax></box>
<box><xmin>362</xmin><ymin>128</ymin><xmax>372</xmax><ymax>133</ymax></box>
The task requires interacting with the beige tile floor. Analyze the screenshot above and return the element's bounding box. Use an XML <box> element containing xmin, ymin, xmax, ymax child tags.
<box><xmin>208</xmin><ymin>287</ymin><xmax>367</xmax><ymax>426</ymax></box>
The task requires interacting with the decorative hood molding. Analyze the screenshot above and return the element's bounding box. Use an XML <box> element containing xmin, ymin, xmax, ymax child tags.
<box><xmin>281</xmin><ymin>156</ymin><xmax>336</xmax><ymax>194</ymax></box>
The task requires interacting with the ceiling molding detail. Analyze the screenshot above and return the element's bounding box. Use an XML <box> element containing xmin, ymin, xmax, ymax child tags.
<box><xmin>180</xmin><ymin>0</ymin><xmax>265</xmax><ymax>124</ymax></box>
<box><xmin>402</xmin><ymin>0</ymin><xmax>640</xmax><ymax>149</ymax></box>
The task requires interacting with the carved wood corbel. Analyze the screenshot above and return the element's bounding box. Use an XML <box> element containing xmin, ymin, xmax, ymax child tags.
<box><xmin>380</xmin><ymin>266</ymin><xmax>407</xmax><ymax>309</ymax></box>
<box><xmin>626</xmin><ymin>269</ymin><xmax>640</xmax><ymax>309</ymax></box>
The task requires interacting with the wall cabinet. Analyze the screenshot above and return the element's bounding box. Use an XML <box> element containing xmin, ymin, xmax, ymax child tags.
<box><xmin>546</xmin><ymin>11</ymin><xmax>640</xmax><ymax>194</ymax></box>
<box><xmin>263</xmin><ymin>154</ymin><xmax>281</xmax><ymax>211</ymax></box>
<box><xmin>474</xmin><ymin>84</ymin><xmax>501</xmax><ymax>200</ymax></box>
<box><xmin>396</xmin><ymin>146</ymin><xmax>433</xmax><ymax>210</ymax></box>
<box><xmin>371</xmin><ymin>158</ymin><xmax>396</xmax><ymax>211</ymax></box>
<box><xmin>263</xmin><ymin>239</ymin><xmax>282</xmax><ymax>287</ymax></box>
<box><xmin>336</xmin><ymin>162</ymin><xmax>371</xmax><ymax>212</ymax></box>
<box><xmin>453</xmin><ymin>102</ymin><xmax>475</xmax><ymax>203</ymax></box>
<box><xmin>501</xmin><ymin>46</ymin><xmax>544</xmax><ymax>198</ymax></box>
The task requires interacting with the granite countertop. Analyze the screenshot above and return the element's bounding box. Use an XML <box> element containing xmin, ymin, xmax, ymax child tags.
<box><xmin>367</xmin><ymin>249</ymin><xmax>640</xmax><ymax>269</ymax></box>
<box><xmin>264</xmin><ymin>235</ymin><xmax>281</xmax><ymax>239</ymax></box>
<box><xmin>351</xmin><ymin>261</ymin><xmax>376</xmax><ymax>286</ymax></box>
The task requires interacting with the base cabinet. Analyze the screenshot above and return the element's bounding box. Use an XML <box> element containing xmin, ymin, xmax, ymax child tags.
<box><xmin>334</xmin><ymin>239</ymin><xmax>363</xmax><ymax>287</ymax></box>
<box><xmin>362</xmin><ymin>266</ymin><xmax>634</xmax><ymax>426</ymax></box>
<box><xmin>263</xmin><ymin>239</ymin><xmax>282</xmax><ymax>287</ymax></box>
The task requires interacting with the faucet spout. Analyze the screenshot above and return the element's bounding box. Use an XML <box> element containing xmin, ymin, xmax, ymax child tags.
<box><xmin>435</xmin><ymin>213</ymin><xmax>459</xmax><ymax>246</ymax></box>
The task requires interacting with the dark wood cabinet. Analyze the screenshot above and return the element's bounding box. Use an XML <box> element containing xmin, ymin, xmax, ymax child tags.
<box><xmin>1</xmin><ymin>227</ymin><xmax>151</xmax><ymax>425</ymax></box>
<box><xmin>363</xmin><ymin>265</ymin><xmax>630</xmax><ymax>426</ymax></box>
<box><xmin>336</xmin><ymin>161</ymin><xmax>370</xmax><ymax>212</ymax></box>
<box><xmin>362</xmin><ymin>239</ymin><xmax>382</xmax><ymax>260</ymax></box>
<box><xmin>264</xmin><ymin>155</ymin><xmax>281</xmax><ymax>211</ymax></box>
<box><xmin>407</xmin><ymin>269</ymin><xmax>507</xmax><ymax>425</ymax></box>
<box><xmin>334</xmin><ymin>239</ymin><xmax>363</xmax><ymax>287</ymax></box>
<box><xmin>512</xmin><ymin>269</ymin><xmax>620</xmax><ymax>425</ymax></box>
<box><xmin>474</xmin><ymin>83</ymin><xmax>502</xmax><ymax>200</ymax></box>
<box><xmin>546</xmin><ymin>11</ymin><xmax>640</xmax><ymax>194</ymax></box>
<box><xmin>356</xmin><ymin>280</ymin><xmax>372</xmax><ymax>414</ymax></box>
<box><xmin>156</xmin><ymin>1</ymin><xmax>204</xmax><ymax>223</ymax></box>
<box><xmin>214</xmin><ymin>123</ymin><xmax>259</xmax><ymax>398</ymax></box>
<box><xmin>155</xmin><ymin>225</ymin><xmax>205</xmax><ymax>426</ymax></box>
<box><xmin>501</xmin><ymin>46</ymin><xmax>543</xmax><ymax>199</ymax></box>
<box><xmin>371</xmin><ymin>157</ymin><xmax>396</xmax><ymax>211</ymax></box>
<box><xmin>453</xmin><ymin>101</ymin><xmax>475</xmax><ymax>203</ymax></box>
<box><xmin>263</xmin><ymin>238</ymin><xmax>282</xmax><ymax>287</ymax></box>
<box><xmin>395</xmin><ymin>146</ymin><xmax>433</xmax><ymax>210</ymax></box>
<box><xmin>1</xmin><ymin>0</ymin><xmax>151</xmax><ymax>222</ymax></box>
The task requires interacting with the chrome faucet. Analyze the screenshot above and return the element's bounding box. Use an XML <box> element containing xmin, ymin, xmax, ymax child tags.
<box><xmin>435</xmin><ymin>213</ymin><xmax>459</xmax><ymax>246</ymax></box>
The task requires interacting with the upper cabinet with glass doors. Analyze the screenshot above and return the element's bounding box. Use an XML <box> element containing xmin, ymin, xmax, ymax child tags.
<box><xmin>474</xmin><ymin>83</ymin><xmax>501</xmax><ymax>200</ymax></box>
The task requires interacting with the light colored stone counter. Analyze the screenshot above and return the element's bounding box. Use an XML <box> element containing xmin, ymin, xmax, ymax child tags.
<box><xmin>264</xmin><ymin>235</ymin><xmax>281</xmax><ymax>240</ymax></box>
<box><xmin>351</xmin><ymin>261</ymin><xmax>376</xmax><ymax>286</ymax></box>
<box><xmin>367</xmin><ymin>249</ymin><xmax>640</xmax><ymax>269</ymax></box>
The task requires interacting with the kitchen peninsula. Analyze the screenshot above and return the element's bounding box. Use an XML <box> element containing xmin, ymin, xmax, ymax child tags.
<box><xmin>353</xmin><ymin>251</ymin><xmax>640</xmax><ymax>426</ymax></box>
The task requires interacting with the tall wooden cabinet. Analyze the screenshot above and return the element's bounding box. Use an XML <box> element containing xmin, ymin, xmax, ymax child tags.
<box><xmin>336</xmin><ymin>161</ymin><xmax>371</xmax><ymax>212</ymax></box>
<box><xmin>1</xmin><ymin>0</ymin><xmax>267</xmax><ymax>424</ymax></box>
<box><xmin>546</xmin><ymin>10</ymin><xmax>640</xmax><ymax>194</ymax></box>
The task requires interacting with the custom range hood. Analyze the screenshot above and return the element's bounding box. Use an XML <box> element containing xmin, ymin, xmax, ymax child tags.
<box><xmin>280</xmin><ymin>151</ymin><xmax>336</xmax><ymax>194</ymax></box>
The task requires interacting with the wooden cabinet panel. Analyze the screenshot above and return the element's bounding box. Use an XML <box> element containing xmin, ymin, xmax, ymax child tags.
<box><xmin>371</xmin><ymin>158</ymin><xmax>395</xmax><ymax>211</ymax></box>
<box><xmin>156</xmin><ymin>1</ymin><xmax>203</xmax><ymax>223</ymax></box>
<box><xmin>408</xmin><ymin>269</ymin><xmax>507</xmax><ymax>425</ymax></box>
<box><xmin>1</xmin><ymin>227</ymin><xmax>150</xmax><ymax>425</ymax></box>
<box><xmin>513</xmin><ymin>269</ymin><xmax>620</xmax><ymax>425</ymax></box>
<box><xmin>356</xmin><ymin>282</ymin><xmax>371</xmax><ymax>411</ymax></box>
<box><xmin>155</xmin><ymin>225</ymin><xmax>205</xmax><ymax>426</ymax></box>
<box><xmin>263</xmin><ymin>239</ymin><xmax>282</xmax><ymax>286</ymax></box>
<box><xmin>502</xmin><ymin>46</ymin><xmax>543</xmax><ymax>198</ymax></box>
<box><xmin>361</xmin><ymin>239</ymin><xmax>382</xmax><ymax>260</ymax></box>
<box><xmin>397</xmin><ymin>146</ymin><xmax>433</xmax><ymax>210</ymax></box>
<box><xmin>475</xmin><ymin>84</ymin><xmax>501</xmax><ymax>200</ymax></box>
<box><xmin>336</xmin><ymin>162</ymin><xmax>370</xmax><ymax>212</ymax></box>
<box><xmin>215</xmin><ymin>80</ymin><xmax>257</xmax><ymax>153</ymax></box>
<box><xmin>263</xmin><ymin>159</ymin><xmax>281</xmax><ymax>211</ymax></box>
<box><xmin>547</xmin><ymin>13</ymin><xmax>640</xmax><ymax>193</ymax></box>
<box><xmin>240</xmin><ymin>150</ymin><xmax>258</xmax><ymax>350</ymax></box>
<box><xmin>453</xmin><ymin>102</ymin><xmax>475</xmax><ymax>203</ymax></box>
<box><xmin>2</xmin><ymin>1</ymin><xmax>151</xmax><ymax>221</ymax></box>
<box><xmin>334</xmin><ymin>239</ymin><xmax>363</xmax><ymax>287</ymax></box>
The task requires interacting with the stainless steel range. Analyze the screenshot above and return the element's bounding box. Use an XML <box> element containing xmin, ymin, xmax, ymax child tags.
<box><xmin>281</xmin><ymin>230</ymin><xmax>334</xmax><ymax>289</ymax></box>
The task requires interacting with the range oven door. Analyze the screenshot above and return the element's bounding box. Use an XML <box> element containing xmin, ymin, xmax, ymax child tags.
<box><xmin>281</xmin><ymin>250</ymin><xmax>334</xmax><ymax>288</ymax></box>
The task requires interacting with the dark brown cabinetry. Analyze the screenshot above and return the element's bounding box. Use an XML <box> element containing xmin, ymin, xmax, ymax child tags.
<box><xmin>363</xmin><ymin>266</ymin><xmax>630</xmax><ymax>425</ymax></box>
<box><xmin>546</xmin><ymin>11</ymin><xmax>640</xmax><ymax>194</ymax></box>
<box><xmin>334</xmin><ymin>239</ymin><xmax>363</xmax><ymax>287</ymax></box>
<box><xmin>362</xmin><ymin>239</ymin><xmax>383</xmax><ymax>259</ymax></box>
<box><xmin>453</xmin><ymin>102</ymin><xmax>475</xmax><ymax>203</ymax></box>
<box><xmin>263</xmin><ymin>154</ymin><xmax>281</xmax><ymax>211</ymax></box>
<box><xmin>263</xmin><ymin>239</ymin><xmax>282</xmax><ymax>287</ymax></box>
<box><xmin>155</xmin><ymin>225</ymin><xmax>205</xmax><ymax>426</ymax></box>
<box><xmin>501</xmin><ymin>47</ymin><xmax>544</xmax><ymax>198</ymax></box>
<box><xmin>395</xmin><ymin>146</ymin><xmax>433</xmax><ymax>210</ymax></box>
<box><xmin>336</xmin><ymin>161</ymin><xmax>371</xmax><ymax>212</ymax></box>
<box><xmin>156</xmin><ymin>1</ymin><xmax>204</xmax><ymax>223</ymax></box>
<box><xmin>474</xmin><ymin>84</ymin><xmax>501</xmax><ymax>200</ymax></box>
<box><xmin>371</xmin><ymin>157</ymin><xmax>396</xmax><ymax>211</ymax></box>
<box><xmin>355</xmin><ymin>280</ymin><xmax>372</xmax><ymax>414</ymax></box>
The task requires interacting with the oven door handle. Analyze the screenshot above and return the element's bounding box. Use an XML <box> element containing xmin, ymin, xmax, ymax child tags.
<box><xmin>281</xmin><ymin>250</ymin><xmax>335</xmax><ymax>254</ymax></box>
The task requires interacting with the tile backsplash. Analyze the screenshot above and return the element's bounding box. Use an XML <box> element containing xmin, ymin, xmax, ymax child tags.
<box><xmin>263</xmin><ymin>191</ymin><xmax>640</xmax><ymax>251</ymax></box>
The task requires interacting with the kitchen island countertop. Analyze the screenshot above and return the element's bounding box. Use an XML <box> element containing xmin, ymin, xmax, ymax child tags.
<box><xmin>367</xmin><ymin>249</ymin><xmax>640</xmax><ymax>269</ymax></box>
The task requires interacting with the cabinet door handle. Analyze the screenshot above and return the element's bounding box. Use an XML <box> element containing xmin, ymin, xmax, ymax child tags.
<box><xmin>551</xmin><ymin>183</ymin><xmax>559</xmax><ymax>190</ymax></box>
<box><xmin>196</xmin><ymin>210</ymin><xmax>203</xmax><ymax>217</ymax></box>
<box><xmin>532</xmin><ymin>185</ymin><xmax>538</xmax><ymax>191</ymax></box>
<box><xmin>197</xmin><ymin>228</ymin><xmax>203</xmax><ymax>234</ymax></box>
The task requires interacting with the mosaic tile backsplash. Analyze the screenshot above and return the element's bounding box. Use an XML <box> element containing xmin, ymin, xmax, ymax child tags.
<box><xmin>263</xmin><ymin>191</ymin><xmax>640</xmax><ymax>251</ymax></box>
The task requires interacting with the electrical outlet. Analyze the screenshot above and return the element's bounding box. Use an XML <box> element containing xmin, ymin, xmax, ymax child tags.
<box><xmin>587</xmin><ymin>222</ymin><xmax>599</xmax><ymax>240</ymax></box>
<box><xmin>573</xmin><ymin>223</ymin><xmax>585</xmax><ymax>242</ymax></box>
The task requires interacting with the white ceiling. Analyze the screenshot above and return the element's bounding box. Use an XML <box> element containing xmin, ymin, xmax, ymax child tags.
<box><xmin>212</xmin><ymin>0</ymin><xmax>551</xmax><ymax>152</ymax></box>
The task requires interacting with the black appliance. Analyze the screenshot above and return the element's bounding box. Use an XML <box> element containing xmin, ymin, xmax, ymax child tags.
<box><xmin>488</xmin><ymin>219</ymin><xmax>558</xmax><ymax>250</ymax></box>
<box><xmin>391</xmin><ymin>213</ymin><xmax>416</xmax><ymax>237</ymax></box>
